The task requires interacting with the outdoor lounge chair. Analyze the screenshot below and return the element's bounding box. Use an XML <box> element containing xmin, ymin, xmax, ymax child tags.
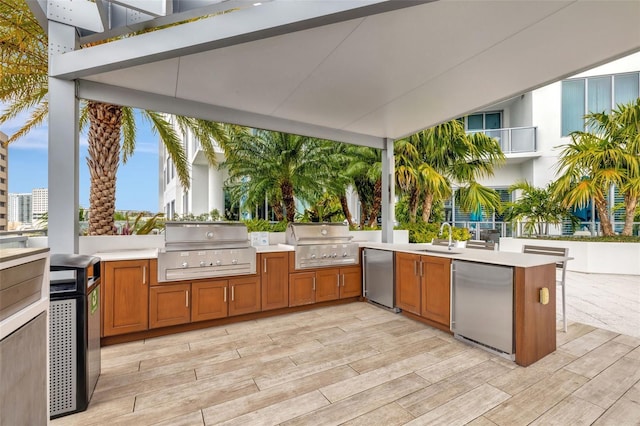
<box><xmin>522</xmin><ymin>245</ymin><xmax>570</xmax><ymax>332</ymax></box>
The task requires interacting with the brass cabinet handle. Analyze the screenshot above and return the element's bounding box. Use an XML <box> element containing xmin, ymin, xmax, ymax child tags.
<box><xmin>414</xmin><ymin>261</ymin><xmax>418</xmax><ymax>277</ymax></box>
<box><xmin>312</xmin><ymin>277</ymin><xmax>316</xmax><ymax>291</ymax></box>
<box><xmin>341</xmin><ymin>274</ymin><xmax>345</xmax><ymax>287</ymax></box>
<box><xmin>264</xmin><ymin>258</ymin><xmax>267</xmax><ymax>273</ymax></box>
<box><xmin>420</xmin><ymin>261</ymin><xmax>424</xmax><ymax>277</ymax></box>
<box><xmin>185</xmin><ymin>290</ymin><xmax>189</xmax><ymax>307</ymax></box>
<box><xmin>337</xmin><ymin>274</ymin><xmax>340</xmax><ymax>287</ymax></box>
<box><xmin>142</xmin><ymin>266</ymin><xmax>146</xmax><ymax>284</ymax></box>
<box><xmin>231</xmin><ymin>286</ymin><xmax>235</xmax><ymax>301</ymax></box>
<box><xmin>224</xmin><ymin>287</ymin><xmax>227</xmax><ymax>302</ymax></box>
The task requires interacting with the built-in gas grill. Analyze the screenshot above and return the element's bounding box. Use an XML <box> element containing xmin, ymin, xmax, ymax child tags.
<box><xmin>157</xmin><ymin>222</ymin><xmax>256</xmax><ymax>282</ymax></box>
<box><xmin>286</xmin><ymin>223</ymin><xmax>359</xmax><ymax>270</ymax></box>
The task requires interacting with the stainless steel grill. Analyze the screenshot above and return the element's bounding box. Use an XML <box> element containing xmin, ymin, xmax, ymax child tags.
<box><xmin>157</xmin><ymin>222</ymin><xmax>256</xmax><ymax>282</ymax></box>
<box><xmin>286</xmin><ymin>223</ymin><xmax>359</xmax><ymax>270</ymax></box>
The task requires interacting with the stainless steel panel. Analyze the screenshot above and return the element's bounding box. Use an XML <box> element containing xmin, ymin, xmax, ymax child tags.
<box><xmin>286</xmin><ymin>222</ymin><xmax>353</xmax><ymax>245</ymax></box>
<box><xmin>294</xmin><ymin>244</ymin><xmax>359</xmax><ymax>269</ymax></box>
<box><xmin>157</xmin><ymin>247</ymin><xmax>256</xmax><ymax>282</ymax></box>
<box><xmin>87</xmin><ymin>284</ymin><xmax>100</xmax><ymax>401</ymax></box>
<box><xmin>452</xmin><ymin>260</ymin><xmax>514</xmax><ymax>355</ymax></box>
<box><xmin>363</xmin><ymin>249</ymin><xmax>396</xmax><ymax>310</ymax></box>
<box><xmin>50</xmin><ymin>299</ymin><xmax>77</xmax><ymax>416</ymax></box>
<box><xmin>164</xmin><ymin>222</ymin><xmax>250</xmax><ymax>250</ymax></box>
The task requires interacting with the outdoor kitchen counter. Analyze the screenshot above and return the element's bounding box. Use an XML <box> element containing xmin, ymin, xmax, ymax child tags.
<box><xmin>93</xmin><ymin>245</ymin><xmax>293</xmax><ymax>261</ymax></box>
<box><xmin>359</xmin><ymin>242</ymin><xmax>571</xmax><ymax>267</ymax></box>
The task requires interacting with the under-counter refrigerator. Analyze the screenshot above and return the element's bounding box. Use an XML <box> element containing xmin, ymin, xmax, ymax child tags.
<box><xmin>363</xmin><ymin>248</ymin><xmax>398</xmax><ymax>312</ymax></box>
<box><xmin>451</xmin><ymin>260</ymin><xmax>514</xmax><ymax>356</ymax></box>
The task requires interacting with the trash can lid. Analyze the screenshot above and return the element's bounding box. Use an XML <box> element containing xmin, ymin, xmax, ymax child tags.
<box><xmin>50</xmin><ymin>253</ymin><xmax>100</xmax><ymax>270</ymax></box>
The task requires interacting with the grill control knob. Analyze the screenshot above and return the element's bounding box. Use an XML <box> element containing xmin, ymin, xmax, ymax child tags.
<box><xmin>181</xmin><ymin>262</ymin><xmax>188</xmax><ymax>268</ymax></box>
<box><xmin>322</xmin><ymin>254</ymin><xmax>328</xmax><ymax>259</ymax></box>
<box><xmin>199</xmin><ymin>261</ymin><xmax>206</xmax><ymax>267</ymax></box>
<box><xmin>232</xmin><ymin>259</ymin><xmax>238</xmax><ymax>265</ymax></box>
<box><xmin>311</xmin><ymin>254</ymin><xmax>316</xmax><ymax>259</ymax></box>
<box><xmin>206</xmin><ymin>231</ymin><xmax>214</xmax><ymax>239</ymax></box>
<box><xmin>215</xmin><ymin>260</ymin><xmax>222</xmax><ymax>266</ymax></box>
<box><xmin>332</xmin><ymin>253</ymin><xmax>337</xmax><ymax>258</ymax></box>
<box><xmin>343</xmin><ymin>252</ymin><xmax>348</xmax><ymax>257</ymax></box>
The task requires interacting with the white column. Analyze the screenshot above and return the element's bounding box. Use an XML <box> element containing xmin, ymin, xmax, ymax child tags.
<box><xmin>208</xmin><ymin>166</ymin><xmax>225</xmax><ymax>216</ymax></box>
<box><xmin>381</xmin><ymin>138</ymin><xmax>395</xmax><ymax>243</ymax></box>
<box><xmin>48</xmin><ymin>22</ymin><xmax>79</xmax><ymax>254</ymax></box>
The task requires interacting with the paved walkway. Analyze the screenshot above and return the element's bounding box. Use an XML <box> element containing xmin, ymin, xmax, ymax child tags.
<box><xmin>564</xmin><ymin>271</ymin><xmax>640</xmax><ymax>338</ymax></box>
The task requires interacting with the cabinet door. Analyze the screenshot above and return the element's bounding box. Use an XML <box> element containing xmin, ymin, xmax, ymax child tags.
<box><xmin>192</xmin><ymin>280</ymin><xmax>228</xmax><ymax>322</ymax></box>
<box><xmin>103</xmin><ymin>260</ymin><xmax>149</xmax><ymax>336</ymax></box>
<box><xmin>289</xmin><ymin>272</ymin><xmax>316</xmax><ymax>307</ymax></box>
<box><xmin>395</xmin><ymin>252</ymin><xmax>421</xmax><ymax>315</ymax></box>
<box><xmin>149</xmin><ymin>283</ymin><xmax>190</xmax><ymax>329</ymax></box>
<box><xmin>315</xmin><ymin>268</ymin><xmax>340</xmax><ymax>302</ymax></box>
<box><xmin>261</xmin><ymin>252</ymin><xmax>289</xmax><ymax>311</ymax></box>
<box><xmin>421</xmin><ymin>256</ymin><xmax>452</xmax><ymax>326</ymax></box>
<box><xmin>340</xmin><ymin>266</ymin><xmax>362</xmax><ymax>299</ymax></box>
<box><xmin>229</xmin><ymin>276</ymin><xmax>261</xmax><ymax>316</ymax></box>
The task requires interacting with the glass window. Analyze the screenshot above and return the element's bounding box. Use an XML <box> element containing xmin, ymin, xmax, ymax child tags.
<box><xmin>588</xmin><ymin>76</ymin><xmax>612</xmax><ymax>115</ymax></box>
<box><xmin>467</xmin><ymin>114</ymin><xmax>484</xmax><ymax>130</ymax></box>
<box><xmin>614</xmin><ymin>72</ymin><xmax>639</xmax><ymax>107</ymax></box>
<box><xmin>561</xmin><ymin>79</ymin><xmax>585</xmax><ymax>136</ymax></box>
<box><xmin>485</xmin><ymin>113</ymin><xmax>501</xmax><ymax>129</ymax></box>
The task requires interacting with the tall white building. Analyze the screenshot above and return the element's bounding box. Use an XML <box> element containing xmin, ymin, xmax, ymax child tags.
<box><xmin>159</xmin><ymin>117</ymin><xmax>227</xmax><ymax>220</ymax></box>
<box><xmin>8</xmin><ymin>193</ymin><xmax>32</xmax><ymax>224</ymax></box>
<box><xmin>31</xmin><ymin>188</ymin><xmax>48</xmax><ymax>223</ymax></box>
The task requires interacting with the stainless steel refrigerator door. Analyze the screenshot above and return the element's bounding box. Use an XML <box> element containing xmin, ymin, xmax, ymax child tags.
<box><xmin>452</xmin><ymin>261</ymin><xmax>514</xmax><ymax>354</ymax></box>
<box><xmin>363</xmin><ymin>249</ymin><xmax>395</xmax><ymax>309</ymax></box>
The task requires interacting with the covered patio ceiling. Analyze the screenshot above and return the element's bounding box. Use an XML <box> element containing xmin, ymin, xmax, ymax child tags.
<box><xmin>45</xmin><ymin>0</ymin><xmax>640</xmax><ymax>149</ymax></box>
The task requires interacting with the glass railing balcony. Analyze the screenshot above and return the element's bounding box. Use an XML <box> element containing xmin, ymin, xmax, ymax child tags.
<box><xmin>467</xmin><ymin>126</ymin><xmax>537</xmax><ymax>154</ymax></box>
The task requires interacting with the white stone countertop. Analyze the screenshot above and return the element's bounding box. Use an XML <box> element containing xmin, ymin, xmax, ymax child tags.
<box><xmin>93</xmin><ymin>248</ymin><xmax>159</xmax><ymax>262</ymax></box>
<box><xmin>359</xmin><ymin>242</ymin><xmax>572</xmax><ymax>268</ymax></box>
<box><xmin>255</xmin><ymin>244</ymin><xmax>294</xmax><ymax>253</ymax></box>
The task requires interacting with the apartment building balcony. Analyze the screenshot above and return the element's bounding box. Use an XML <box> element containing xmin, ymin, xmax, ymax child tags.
<box><xmin>468</xmin><ymin>126</ymin><xmax>540</xmax><ymax>164</ymax></box>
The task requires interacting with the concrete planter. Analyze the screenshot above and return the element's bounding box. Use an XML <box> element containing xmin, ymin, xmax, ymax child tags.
<box><xmin>499</xmin><ymin>237</ymin><xmax>640</xmax><ymax>275</ymax></box>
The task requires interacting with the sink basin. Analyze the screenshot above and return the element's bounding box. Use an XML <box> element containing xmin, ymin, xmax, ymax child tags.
<box><xmin>416</xmin><ymin>245</ymin><xmax>464</xmax><ymax>254</ymax></box>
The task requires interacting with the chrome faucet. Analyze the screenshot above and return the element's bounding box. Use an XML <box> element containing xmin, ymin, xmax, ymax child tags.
<box><xmin>439</xmin><ymin>222</ymin><xmax>454</xmax><ymax>250</ymax></box>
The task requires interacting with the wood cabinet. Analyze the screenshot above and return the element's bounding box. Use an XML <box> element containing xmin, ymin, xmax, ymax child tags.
<box><xmin>260</xmin><ymin>252</ymin><xmax>289</xmax><ymax>311</ymax></box>
<box><xmin>395</xmin><ymin>253</ymin><xmax>422</xmax><ymax>315</ymax></box>
<box><xmin>289</xmin><ymin>272</ymin><xmax>316</xmax><ymax>307</ymax></box>
<box><xmin>103</xmin><ymin>259</ymin><xmax>149</xmax><ymax>337</ymax></box>
<box><xmin>192</xmin><ymin>280</ymin><xmax>228</xmax><ymax>322</ymax></box>
<box><xmin>228</xmin><ymin>276</ymin><xmax>261</xmax><ymax>316</ymax></box>
<box><xmin>290</xmin><ymin>266</ymin><xmax>361</xmax><ymax>306</ymax></box>
<box><xmin>149</xmin><ymin>283</ymin><xmax>190</xmax><ymax>329</ymax></box>
<box><xmin>395</xmin><ymin>252</ymin><xmax>451</xmax><ymax>327</ymax></box>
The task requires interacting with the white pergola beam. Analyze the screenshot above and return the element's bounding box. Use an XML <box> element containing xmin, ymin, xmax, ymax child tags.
<box><xmin>77</xmin><ymin>80</ymin><xmax>386</xmax><ymax>149</ymax></box>
<box><xmin>51</xmin><ymin>0</ymin><xmax>428</xmax><ymax>79</ymax></box>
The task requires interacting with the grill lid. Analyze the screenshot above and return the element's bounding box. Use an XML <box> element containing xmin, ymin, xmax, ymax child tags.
<box><xmin>286</xmin><ymin>222</ymin><xmax>353</xmax><ymax>246</ymax></box>
<box><xmin>164</xmin><ymin>221</ymin><xmax>250</xmax><ymax>251</ymax></box>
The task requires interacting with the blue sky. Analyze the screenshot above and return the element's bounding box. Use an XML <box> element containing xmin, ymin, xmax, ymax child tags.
<box><xmin>3</xmin><ymin>108</ymin><xmax>161</xmax><ymax>212</ymax></box>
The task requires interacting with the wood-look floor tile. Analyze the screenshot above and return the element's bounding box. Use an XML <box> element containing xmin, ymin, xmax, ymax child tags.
<box><xmin>138</xmin><ymin>347</ymin><xmax>239</xmax><ymax>372</ymax></box>
<box><xmin>593</xmin><ymin>393</ymin><xmax>640</xmax><ymax>425</ymax></box>
<box><xmin>349</xmin><ymin>336</ymin><xmax>448</xmax><ymax>374</ymax></box>
<box><xmin>415</xmin><ymin>348</ymin><xmax>491</xmax><ymax>383</ymax></box>
<box><xmin>528</xmin><ymin>395</ymin><xmax>604</xmax><ymax>425</ymax></box>
<box><xmin>197</xmin><ymin>356</ymin><xmax>295</xmax><ymax>385</ymax></box>
<box><xmin>254</xmin><ymin>345</ymin><xmax>379</xmax><ymax>390</ymax></box>
<box><xmin>289</xmin><ymin>341</ymin><xmax>377</xmax><ymax>366</ymax></box>
<box><xmin>107</xmin><ymin>380</ymin><xmax>258</xmax><ymax>426</ymax></box>
<box><xmin>101</xmin><ymin>343</ymin><xmax>191</xmax><ymax>369</ymax></box>
<box><xmin>465</xmin><ymin>416</ymin><xmax>499</xmax><ymax>425</ymax></box>
<box><xmin>143</xmin><ymin>325</ymin><xmax>228</xmax><ymax>348</ymax></box>
<box><xmin>98</xmin><ymin>359</ymin><xmax>141</xmax><ymax>376</ymax></box>
<box><xmin>485</xmin><ymin>369</ymin><xmax>589</xmax><ymax>426</ymax></box>
<box><xmin>341</xmin><ymin>402</ymin><xmax>414</xmax><ymax>426</ymax></box>
<box><xmin>564</xmin><ymin>341</ymin><xmax>633</xmax><ymax>379</ymax></box>
<box><xmin>572</xmin><ymin>357</ymin><xmax>640</xmax><ymax>409</ymax></box>
<box><xmin>151</xmin><ymin>410</ymin><xmax>204</xmax><ymax>426</ymax></box>
<box><xmin>100</xmin><ymin>340</ymin><xmax>145</xmax><ymax>359</ymax></box>
<box><xmin>425</xmin><ymin>340</ymin><xmax>470</xmax><ymax>360</ymax></box>
<box><xmin>525</xmin><ymin>349</ymin><xmax>576</xmax><ymax>373</ymax></box>
<box><xmin>91</xmin><ymin>369</ymin><xmax>196</xmax><ymax>404</ymax></box>
<box><xmin>555</xmin><ymin>322</ymin><xmax>597</xmax><ymax>347</ymax></box>
<box><xmin>217</xmin><ymin>390</ymin><xmax>329</xmax><ymax>426</ymax></box>
<box><xmin>404</xmin><ymin>383</ymin><xmax>510</xmax><ymax>426</ymax></box>
<box><xmin>202</xmin><ymin>365</ymin><xmax>358</xmax><ymax>424</ymax></box>
<box><xmin>268</xmin><ymin>325</ymin><xmax>346</xmax><ymax>346</ymax></box>
<box><xmin>187</xmin><ymin>332</ymin><xmax>272</xmax><ymax>352</ymax></box>
<box><xmin>612</xmin><ymin>334</ymin><xmax>640</xmax><ymax>348</ymax></box>
<box><xmin>560</xmin><ymin>328</ymin><xmax>618</xmax><ymax>357</ymax></box>
<box><xmin>487</xmin><ymin>365</ymin><xmax>550</xmax><ymax>396</ymax></box>
<box><xmin>398</xmin><ymin>360</ymin><xmax>512</xmax><ymax>417</ymax></box>
<box><xmin>281</xmin><ymin>373</ymin><xmax>429</xmax><ymax>426</ymax></box>
<box><xmin>366</xmin><ymin>329</ymin><xmax>440</xmax><ymax>353</ymax></box>
<box><xmin>320</xmin><ymin>353</ymin><xmax>438</xmax><ymax>402</ymax></box>
<box><xmin>625</xmin><ymin>345</ymin><xmax>640</xmax><ymax>361</ymax></box>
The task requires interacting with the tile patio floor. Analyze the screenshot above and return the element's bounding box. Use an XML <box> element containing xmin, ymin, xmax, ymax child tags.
<box><xmin>51</xmin><ymin>275</ymin><xmax>640</xmax><ymax>426</ymax></box>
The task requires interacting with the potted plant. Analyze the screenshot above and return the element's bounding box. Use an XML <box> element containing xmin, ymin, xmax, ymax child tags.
<box><xmin>439</xmin><ymin>226</ymin><xmax>472</xmax><ymax>247</ymax></box>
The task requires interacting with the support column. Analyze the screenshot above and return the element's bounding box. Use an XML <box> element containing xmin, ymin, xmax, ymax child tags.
<box><xmin>48</xmin><ymin>22</ymin><xmax>79</xmax><ymax>254</ymax></box>
<box><xmin>381</xmin><ymin>138</ymin><xmax>395</xmax><ymax>243</ymax></box>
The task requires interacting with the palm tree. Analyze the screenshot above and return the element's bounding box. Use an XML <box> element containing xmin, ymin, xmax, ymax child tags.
<box><xmin>0</xmin><ymin>0</ymin><xmax>233</xmax><ymax>234</ymax></box>
<box><xmin>222</xmin><ymin>130</ymin><xmax>336</xmax><ymax>222</ymax></box>
<box><xmin>344</xmin><ymin>146</ymin><xmax>382</xmax><ymax>227</ymax></box>
<box><xmin>395</xmin><ymin>120</ymin><xmax>505</xmax><ymax>223</ymax></box>
<box><xmin>503</xmin><ymin>181</ymin><xmax>577</xmax><ymax>236</ymax></box>
<box><xmin>554</xmin><ymin>99</ymin><xmax>640</xmax><ymax>236</ymax></box>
